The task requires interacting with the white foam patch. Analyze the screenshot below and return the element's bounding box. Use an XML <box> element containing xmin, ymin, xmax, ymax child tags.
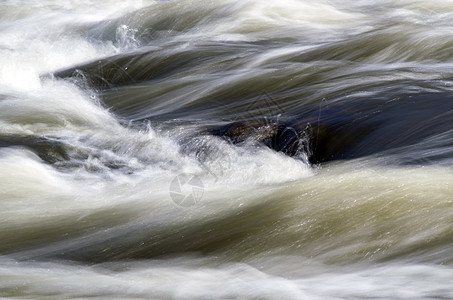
<box><xmin>298</xmin><ymin>263</ymin><xmax>453</xmax><ymax>299</ymax></box>
<box><xmin>203</xmin><ymin>144</ymin><xmax>313</xmax><ymax>188</ymax></box>
<box><xmin>206</xmin><ymin>0</ymin><xmax>367</xmax><ymax>40</ymax></box>
<box><xmin>0</xmin><ymin>257</ymin><xmax>310</xmax><ymax>299</ymax></box>
<box><xmin>0</xmin><ymin>80</ymin><xmax>118</xmax><ymax>132</ymax></box>
<box><xmin>0</xmin><ymin>0</ymin><xmax>155</xmax><ymax>22</ymax></box>
<box><xmin>0</xmin><ymin>24</ymin><xmax>115</xmax><ymax>92</ymax></box>
<box><xmin>0</xmin><ymin>0</ymin><xmax>158</xmax><ymax>94</ymax></box>
<box><xmin>0</xmin><ymin>256</ymin><xmax>451</xmax><ymax>299</ymax></box>
<box><xmin>0</xmin><ymin>148</ymin><xmax>72</xmax><ymax>201</ymax></box>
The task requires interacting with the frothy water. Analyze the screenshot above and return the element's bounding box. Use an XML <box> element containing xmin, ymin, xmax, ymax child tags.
<box><xmin>1</xmin><ymin>0</ymin><xmax>453</xmax><ymax>299</ymax></box>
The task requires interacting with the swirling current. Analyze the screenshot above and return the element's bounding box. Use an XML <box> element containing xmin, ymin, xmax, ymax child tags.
<box><xmin>1</xmin><ymin>1</ymin><xmax>453</xmax><ymax>299</ymax></box>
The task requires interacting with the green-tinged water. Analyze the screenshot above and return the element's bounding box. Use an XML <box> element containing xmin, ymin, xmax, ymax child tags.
<box><xmin>1</xmin><ymin>0</ymin><xmax>453</xmax><ymax>299</ymax></box>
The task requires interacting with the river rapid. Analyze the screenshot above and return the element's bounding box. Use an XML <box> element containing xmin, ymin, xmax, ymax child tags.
<box><xmin>1</xmin><ymin>1</ymin><xmax>453</xmax><ymax>299</ymax></box>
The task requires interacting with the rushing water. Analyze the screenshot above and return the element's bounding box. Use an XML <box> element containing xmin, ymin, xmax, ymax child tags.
<box><xmin>1</xmin><ymin>0</ymin><xmax>453</xmax><ymax>299</ymax></box>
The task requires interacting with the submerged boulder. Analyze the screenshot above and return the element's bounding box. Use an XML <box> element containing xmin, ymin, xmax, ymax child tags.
<box><xmin>209</xmin><ymin>118</ymin><xmax>313</xmax><ymax>162</ymax></box>
<box><xmin>209</xmin><ymin>93</ymin><xmax>453</xmax><ymax>165</ymax></box>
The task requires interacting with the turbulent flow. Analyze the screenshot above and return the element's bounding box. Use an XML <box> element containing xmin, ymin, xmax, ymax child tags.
<box><xmin>1</xmin><ymin>0</ymin><xmax>453</xmax><ymax>299</ymax></box>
